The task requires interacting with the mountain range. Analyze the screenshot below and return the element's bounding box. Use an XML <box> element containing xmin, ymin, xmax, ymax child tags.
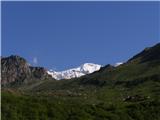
<box><xmin>1</xmin><ymin>56</ymin><xmax>102</xmax><ymax>85</ymax></box>
<box><xmin>1</xmin><ymin>55</ymin><xmax>122</xmax><ymax>84</ymax></box>
<box><xmin>1</xmin><ymin>43</ymin><xmax>160</xmax><ymax>120</ymax></box>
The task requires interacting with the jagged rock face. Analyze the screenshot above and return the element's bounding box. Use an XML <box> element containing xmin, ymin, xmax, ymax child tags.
<box><xmin>1</xmin><ymin>55</ymin><xmax>31</xmax><ymax>85</ymax></box>
<box><xmin>30</xmin><ymin>67</ymin><xmax>50</xmax><ymax>80</ymax></box>
<box><xmin>1</xmin><ymin>55</ymin><xmax>52</xmax><ymax>86</ymax></box>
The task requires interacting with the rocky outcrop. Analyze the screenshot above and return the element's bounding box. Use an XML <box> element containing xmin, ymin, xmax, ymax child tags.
<box><xmin>1</xmin><ymin>55</ymin><xmax>52</xmax><ymax>86</ymax></box>
<box><xmin>30</xmin><ymin>66</ymin><xmax>51</xmax><ymax>80</ymax></box>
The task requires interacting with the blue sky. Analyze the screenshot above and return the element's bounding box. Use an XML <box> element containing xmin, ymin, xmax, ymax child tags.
<box><xmin>2</xmin><ymin>1</ymin><xmax>160</xmax><ymax>71</ymax></box>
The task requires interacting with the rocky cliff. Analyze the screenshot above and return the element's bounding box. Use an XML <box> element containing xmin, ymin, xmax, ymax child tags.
<box><xmin>1</xmin><ymin>55</ymin><xmax>53</xmax><ymax>86</ymax></box>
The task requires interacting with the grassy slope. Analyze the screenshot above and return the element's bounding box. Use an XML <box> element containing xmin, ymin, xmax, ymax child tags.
<box><xmin>2</xmin><ymin>91</ymin><xmax>160</xmax><ymax>120</ymax></box>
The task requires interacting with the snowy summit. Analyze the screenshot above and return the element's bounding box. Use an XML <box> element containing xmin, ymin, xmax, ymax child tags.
<box><xmin>47</xmin><ymin>63</ymin><xmax>101</xmax><ymax>80</ymax></box>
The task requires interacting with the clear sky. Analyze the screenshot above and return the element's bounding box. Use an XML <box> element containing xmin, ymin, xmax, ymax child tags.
<box><xmin>2</xmin><ymin>1</ymin><xmax>160</xmax><ymax>71</ymax></box>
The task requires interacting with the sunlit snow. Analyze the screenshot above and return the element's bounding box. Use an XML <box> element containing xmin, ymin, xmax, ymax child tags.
<box><xmin>47</xmin><ymin>63</ymin><xmax>101</xmax><ymax>80</ymax></box>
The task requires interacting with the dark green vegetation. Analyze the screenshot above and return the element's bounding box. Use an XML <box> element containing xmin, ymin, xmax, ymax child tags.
<box><xmin>2</xmin><ymin>43</ymin><xmax>160</xmax><ymax>120</ymax></box>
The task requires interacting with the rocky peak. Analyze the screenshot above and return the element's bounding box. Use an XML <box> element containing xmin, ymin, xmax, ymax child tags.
<box><xmin>1</xmin><ymin>55</ymin><xmax>31</xmax><ymax>85</ymax></box>
<box><xmin>1</xmin><ymin>55</ymin><xmax>52</xmax><ymax>86</ymax></box>
<box><xmin>30</xmin><ymin>66</ymin><xmax>51</xmax><ymax>79</ymax></box>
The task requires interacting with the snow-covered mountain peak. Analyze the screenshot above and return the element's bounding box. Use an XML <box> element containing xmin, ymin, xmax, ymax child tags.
<box><xmin>47</xmin><ymin>63</ymin><xmax>101</xmax><ymax>80</ymax></box>
<box><xmin>79</xmin><ymin>63</ymin><xmax>101</xmax><ymax>74</ymax></box>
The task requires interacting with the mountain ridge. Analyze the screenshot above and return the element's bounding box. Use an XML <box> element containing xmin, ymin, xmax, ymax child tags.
<box><xmin>2</xmin><ymin>43</ymin><xmax>160</xmax><ymax>120</ymax></box>
<box><xmin>47</xmin><ymin>63</ymin><xmax>101</xmax><ymax>80</ymax></box>
<box><xmin>1</xmin><ymin>43</ymin><xmax>160</xmax><ymax>86</ymax></box>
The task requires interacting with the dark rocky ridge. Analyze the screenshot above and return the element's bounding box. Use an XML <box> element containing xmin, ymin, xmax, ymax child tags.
<box><xmin>1</xmin><ymin>55</ymin><xmax>53</xmax><ymax>86</ymax></box>
<box><xmin>128</xmin><ymin>43</ymin><xmax>160</xmax><ymax>63</ymax></box>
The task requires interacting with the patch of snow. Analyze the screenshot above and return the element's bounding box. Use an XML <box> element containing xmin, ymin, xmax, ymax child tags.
<box><xmin>114</xmin><ymin>62</ymin><xmax>123</xmax><ymax>67</ymax></box>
